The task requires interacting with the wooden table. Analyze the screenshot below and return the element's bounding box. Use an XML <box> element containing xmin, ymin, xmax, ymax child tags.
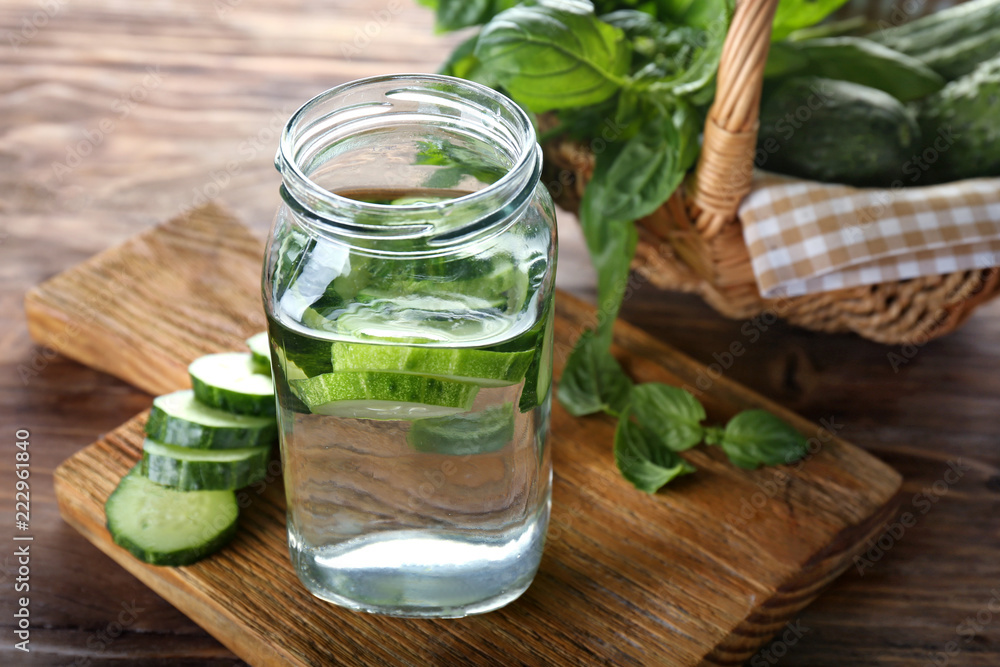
<box><xmin>2</xmin><ymin>1</ymin><xmax>998</xmax><ymax>665</ymax></box>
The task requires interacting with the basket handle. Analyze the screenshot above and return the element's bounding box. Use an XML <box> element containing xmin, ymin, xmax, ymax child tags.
<box><xmin>690</xmin><ymin>0</ymin><xmax>779</xmax><ymax>239</ymax></box>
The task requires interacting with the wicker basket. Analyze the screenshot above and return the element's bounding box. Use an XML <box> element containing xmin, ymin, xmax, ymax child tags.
<box><xmin>541</xmin><ymin>0</ymin><xmax>1000</xmax><ymax>344</ymax></box>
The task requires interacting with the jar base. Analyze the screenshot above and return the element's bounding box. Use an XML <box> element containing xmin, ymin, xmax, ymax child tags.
<box><xmin>288</xmin><ymin>504</ymin><xmax>549</xmax><ymax>619</ymax></box>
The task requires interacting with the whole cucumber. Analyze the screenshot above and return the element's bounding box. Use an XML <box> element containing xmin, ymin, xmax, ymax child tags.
<box><xmin>870</xmin><ymin>0</ymin><xmax>1000</xmax><ymax>51</ymax></box>
<box><xmin>917</xmin><ymin>30</ymin><xmax>1000</xmax><ymax>80</ymax></box>
<box><xmin>765</xmin><ymin>36</ymin><xmax>944</xmax><ymax>102</ymax></box>
<box><xmin>917</xmin><ymin>56</ymin><xmax>1000</xmax><ymax>183</ymax></box>
<box><xmin>868</xmin><ymin>0</ymin><xmax>1000</xmax><ymax>80</ymax></box>
<box><xmin>756</xmin><ymin>77</ymin><xmax>920</xmax><ymax>187</ymax></box>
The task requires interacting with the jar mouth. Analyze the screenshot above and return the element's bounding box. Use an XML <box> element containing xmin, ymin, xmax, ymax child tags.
<box><xmin>275</xmin><ymin>74</ymin><xmax>541</xmax><ymax>251</ymax></box>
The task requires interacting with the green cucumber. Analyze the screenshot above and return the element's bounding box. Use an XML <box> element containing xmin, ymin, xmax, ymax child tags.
<box><xmin>756</xmin><ymin>77</ymin><xmax>920</xmax><ymax>187</ymax></box>
<box><xmin>869</xmin><ymin>0</ymin><xmax>1000</xmax><ymax>53</ymax></box>
<box><xmin>105</xmin><ymin>466</ymin><xmax>239</xmax><ymax>566</ymax></box>
<box><xmin>189</xmin><ymin>353</ymin><xmax>275</xmax><ymax>416</ymax></box>
<box><xmin>291</xmin><ymin>371</ymin><xmax>479</xmax><ymax>419</ymax></box>
<box><xmin>141</xmin><ymin>438</ymin><xmax>271</xmax><ymax>491</ymax></box>
<box><xmin>408</xmin><ymin>403</ymin><xmax>515</xmax><ymax>455</ymax></box>
<box><xmin>916</xmin><ymin>30</ymin><xmax>1000</xmax><ymax>80</ymax></box>
<box><xmin>917</xmin><ymin>56</ymin><xmax>1000</xmax><ymax>183</ymax></box>
<box><xmin>331</xmin><ymin>342</ymin><xmax>534</xmax><ymax>387</ymax></box>
<box><xmin>246</xmin><ymin>332</ymin><xmax>271</xmax><ymax>374</ymax></box>
<box><xmin>766</xmin><ymin>37</ymin><xmax>944</xmax><ymax>102</ymax></box>
<box><xmin>868</xmin><ymin>0</ymin><xmax>1000</xmax><ymax>80</ymax></box>
<box><xmin>145</xmin><ymin>390</ymin><xmax>277</xmax><ymax>449</ymax></box>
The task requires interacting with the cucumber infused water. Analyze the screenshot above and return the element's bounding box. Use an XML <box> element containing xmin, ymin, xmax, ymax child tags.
<box><xmin>265</xmin><ymin>75</ymin><xmax>556</xmax><ymax>619</ymax></box>
<box><xmin>268</xmin><ymin>190</ymin><xmax>553</xmax><ymax>616</ymax></box>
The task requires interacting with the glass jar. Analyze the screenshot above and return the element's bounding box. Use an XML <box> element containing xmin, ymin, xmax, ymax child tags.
<box><xmin>262</xmin><ymin>74</ymin><xmax>557</xmax><ymax>618</ymax></box>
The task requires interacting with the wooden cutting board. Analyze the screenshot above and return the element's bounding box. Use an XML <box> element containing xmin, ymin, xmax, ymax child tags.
<box><xmin>28</xmin><ymin>204</ymin><xmax>902</xmax><ymax>666</ymax></box>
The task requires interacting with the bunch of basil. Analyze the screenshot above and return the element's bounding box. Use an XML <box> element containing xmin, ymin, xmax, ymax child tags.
<box><xmin>420</xmin><ymin>0</ymin><xmax>846</xmax><ymax>491</ymax></box>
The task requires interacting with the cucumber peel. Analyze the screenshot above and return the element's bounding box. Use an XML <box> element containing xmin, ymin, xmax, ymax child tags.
<box><xmin>141</xmin><ymin>438</ymin><xmax>271</xmax><ymax>491</ymax></box>
<box><xmin>331</xmin><ymin>343</ymin><xmax>534</xmax><ymax>387</ymax></box>
<box><xmin>291</xmin><ymin>371</ymin><xmax>479</xmax><ymax>419</ymax></box>
<box><xmin>145</xmin><ymin>390</ymin><xmax>277</xmax><ymax>450</ymax></box>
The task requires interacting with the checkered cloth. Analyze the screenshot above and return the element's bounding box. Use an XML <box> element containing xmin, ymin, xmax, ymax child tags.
<box><xmin>738</xmin><ymin>172</ymin><xmax>1000</xmax><ymax>298</ymax></box>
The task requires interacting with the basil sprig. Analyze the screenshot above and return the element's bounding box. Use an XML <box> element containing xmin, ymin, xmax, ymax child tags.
<box><xmin>558</xmin><ymin>330</ymin><xmax>809</xmax><ymax>493</ymax></box>
<box><xmin>558</xmin><ymin>329</ymin><xmax>632</xmax><ymax>416</ymax></box>
<box><xmin>615</xmin><ymin>410</ymin><xmax>697</xmax><ymax>493</ymax></box>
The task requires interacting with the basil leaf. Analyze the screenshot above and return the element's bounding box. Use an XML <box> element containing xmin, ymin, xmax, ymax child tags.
<box><xmin>429</xmin><ymin>0</ymin><xmax>520</xmax><ymax>32</ymax></box>
<box><xmin>629</xmin><ymin>383</ymin><xmax>705</xmax><ymax>451</ymax></box>
<box><xmin>592</xmin><ymin>105</ymin><xmax>698</xmax><ymax>225</ymax></box>
<box><xmin>614</xmin><ymin>411</ymin><xmax>697</xmax><ymax>493</ymax></box>
<box><xmin>771</xmin><ymin>0</ymin><xmax>850</xmax><ymax>42</ymax></box>
<box><xmin>439</xmin><ymin>34</ymin><xmax>500</xmax><ymax>88</ymax></box>
<box><xmin>763</xmin><ymin>40</ymin><xmax>807</xmax><ymax>79</ymax></box>
<box><xmin>557</xmin><ymin>328</ymin><xmax>633</xmax><ymax>417</ymax></box>
<box><xmin>414</xmin><ymin>139</ymin><xmax>506</xmax><ymax>189</ymax></box>
<box><xmin>716</xmin><ymin>409</ymin><xmax>808</xmax><ymax>469</ymax></box>
<box><xmin>577</xmin><ymin>105</ymin><xmax>697</xmax><ymax>346</ymax></box>
<box><xmin>654</xmin><ymin>0</ymin><xmax>729</xmax><ymax>30</ymax></box>
<box><xmin>475</xmin><ymin>0</ymin><xmax>630</xmax><ymax>112</ymax></box>
<box><xmin>578</xmin><ymin>143</ymin><xmax>639</xmax><ymax>345</ymax></box>
<box><xmin>633</xmin><ymin>7</ymin><xmax>730</xmax><ymax>106</ymax></box>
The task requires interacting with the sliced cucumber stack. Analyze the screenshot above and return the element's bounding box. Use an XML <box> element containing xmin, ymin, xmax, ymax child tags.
<box><xmin>190</xmin><ymin>352</ymin><xmax>276</xmax><ymax>416</ymax></box>
<box><xmin>142</xmin><ymin>438</ymin><xmax>271</xmax><ymax>491</ymax></box>
<box><xmin>292</xmin><ymin>371</ymin><xmax>479</xmax><ymax>419</ymax></box>
<box><xmin>246</xmin><ymin>331</ymin><xmax>271</xmax><ymax>374</ymax></box>
<box><xmin>145</xmin><ymin>390</ymin><xmax>277</xmax><ymax>449</ymax></box>
<box><xmin>408</xmin><ymin>403</ymin><xmax>515</xmax><ymax>455</ymax></box>
<box><xmin>331</xmin><ymin>342</ymin><xmax>534</xmax><ymax>387</ymax></box>
<box><xmin>105</xmin><ymin>466</ymin><xmax>239</xmax><ymax>566</ymax></box>
<box><xmin>108</xmin><ymin>343</ymin><xmax>288</xmax><ymax>568</ymax></box>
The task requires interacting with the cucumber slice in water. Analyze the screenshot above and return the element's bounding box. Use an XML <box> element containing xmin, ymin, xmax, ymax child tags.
<box><xmin>291</xmin><ymin>371</ymin><xmax>479</xmax><ymax>420</ymax></box>
<box><xmin>331</xmin><ymin>343</ymin><xmax>534</xmax><ymax>387</ymax></box>
<box><xmin>518</xmin><ymin>307</ymin><xmax>554</xmax><ymax>413</ymax></box>
<box><xmin>105</xmin><ymin>466</ymin><xmax>239</xmax><ymax>566</ymax></box>
<box><xmin>279</xmin><ymin>316</ymin><xmax>335</xmax><ymax>377</ymax></box>
<box><xmin>408</xmin><ymin>403</ymin><xmax>515</xmax><ymax>455</ymax></box>
<box><xmin>189</xmin><ymin>353</ymin><xmax>275</xmax><ymax>416</ymax></box>
<box><xmin>142</xmin><ymin>438</ymin><xmax>271</xmax><ymax>491</ymax></box>
<box><xmin>145</xmin><ymin>390</ymin><xmax>277</xmax><ymax>449</ymax></box>
<box><xmin>246</xmin><ymin>332</ymin><xmax>271</xmax><ymax>374</ymax></box>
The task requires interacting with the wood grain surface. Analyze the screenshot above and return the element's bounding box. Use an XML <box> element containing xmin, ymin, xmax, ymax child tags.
<box><xmin>43</xmin><ymin>205</ymin><xmax>900</xmax><ymax>667</ymax></box>
<box><xmin>3</xmin><ymin>1</ymin><xmax>1000</xmax><ymax>665</ymax></box>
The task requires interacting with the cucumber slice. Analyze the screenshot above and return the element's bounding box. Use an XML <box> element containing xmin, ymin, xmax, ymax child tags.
<box><xmin>291</xmin><ymin>371</ymin><xmax>479</xmax><ymax>420</ymax></box>
<box><xmin>141</xmin><ymin>438</ymin><xmax>271</xmax><ymax>491</ymax></box>
<box><xmin>145</xmin><ymin>390</ymin><xmax>277</xmax><ymax>449</ymax></box>
<box><xmin>518</xmin><ymin>306</ymin><xmax>554</xmax><ymax>413</ymax></box>
<box><xmin>331</xmin><ymin>343</ymin><xmax>534</xmax><ymax>387</ymax></box>
<box><xmin>189</xmin><ymin>353</ymin><xmax>275</xmax><ymax>416</ymax></box>
<box><xmin>105</xmin><ymin>466</ymin><xmax>239</xmax><ymax>566</ymax></box>
<box><xmin>246</xmin><ymin>332</ymin><xmax>271</xmax><ymax>374</ymax></box>
<box><xmin>408</xmin><ymin>403</ymin><xmax>515</xmax><ymax>455</ymax></box>
<box><xmin>278</xmin><ymin>319</ymin><xmax>335</xmax><ymax>377</ymax></box>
